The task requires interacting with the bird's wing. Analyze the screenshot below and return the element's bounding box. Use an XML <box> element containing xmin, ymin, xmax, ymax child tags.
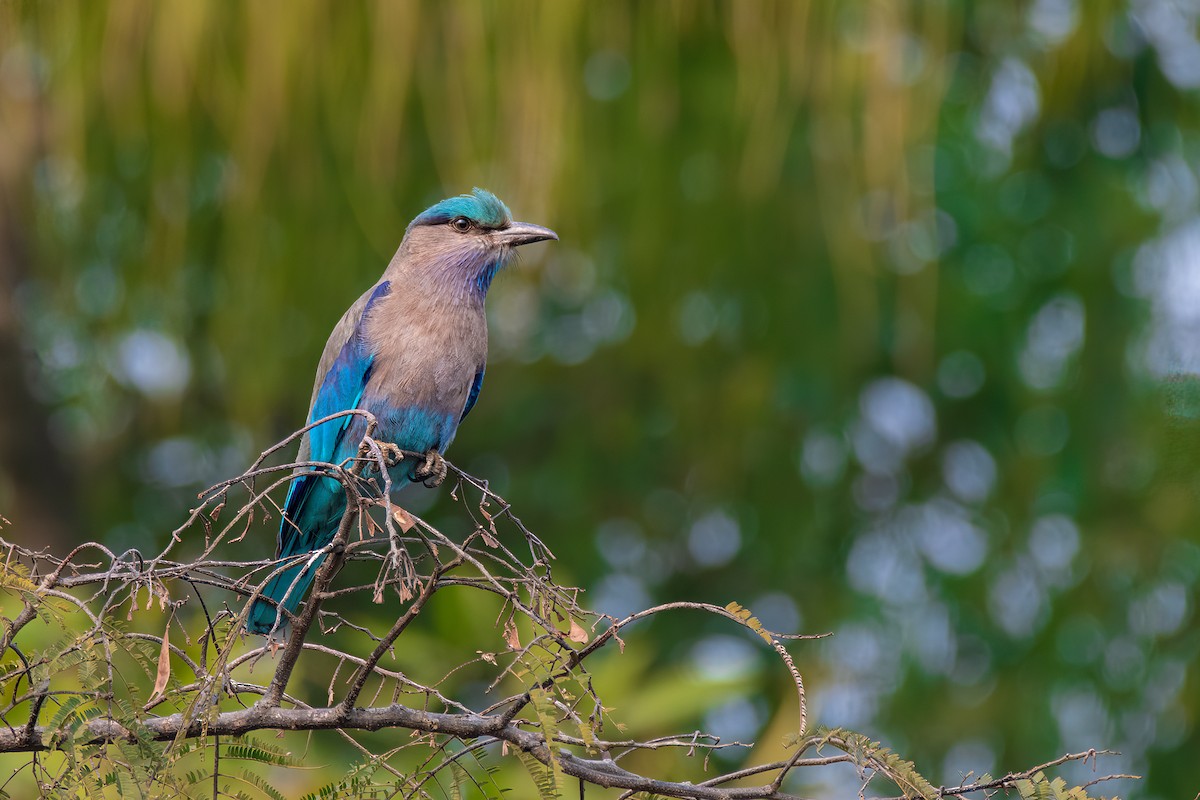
<box><xmin>296</xmin><ymin>283</ymin><xmax>383</xmax><ymax>464</ymax></box>
<box><xmin>460</xmin><ymin>365</ymin><xmax>485</xmax><ymax>422</ymax></box>
<box><xmin>279</xmin><ymin>281</ymin><xmax>391</xmax><ymax>556</ymax></box>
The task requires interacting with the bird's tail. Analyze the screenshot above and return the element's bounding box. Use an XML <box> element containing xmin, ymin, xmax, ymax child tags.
<box><xmin>246</xmin><ymin>553</ymin><xmax>327</xmax><ymax>635</ymax></box>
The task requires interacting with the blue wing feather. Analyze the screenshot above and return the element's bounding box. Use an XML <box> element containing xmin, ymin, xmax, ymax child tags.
<box><xmin>288</xmin><ymin>280</ymin><xmax>392</xmax><ymax>541</ymax></box>
<box><xmin>461</xmin><ymin>366</ymin><xmax>485</xmax><ymax>422</ymax></box>
<box><xmin>284</xmin><ymin>281</ymin><xmax>388</xmax><ymax>544</ymax></box>
<box><xmin>248</xmin><ymin>282</ymin><xmax>392</xmax><ymax>634</ymax></box>
<box><xmin>306</xmin><ymin>281</ymin><xmax>391</xmax><ymax>467</ymax></box>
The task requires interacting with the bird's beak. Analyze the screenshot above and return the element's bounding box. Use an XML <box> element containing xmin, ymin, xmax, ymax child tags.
<box><xmin>496</xmin><ymin>221</ymin><xmax>558</xmax><ymax>247</ymax></box>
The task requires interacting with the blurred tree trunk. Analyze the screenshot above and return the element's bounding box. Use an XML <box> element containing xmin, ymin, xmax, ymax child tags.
<box><xmin>0</xmin><ymin>42</ymin><xmax>78</xmax><ymax>551</ymax></box>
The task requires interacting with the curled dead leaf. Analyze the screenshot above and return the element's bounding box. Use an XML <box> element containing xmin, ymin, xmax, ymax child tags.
<box><xmin>149</xmin><ymin>624</ymin><xmax>171</xmax><ymax>702</ymax></box>
<box><xmin>567</xmin><ymin>618</ymin><xmax>589</xmax><ymax>644</ymax></box>
<box><xmin>477</xmin><ymin>525</ymin><xmax>499</xmax><ymax>549</ymax></box>
<box><xmin>392</xmin><ymin>507</ymin><xmax>416</xmax><ymax>533</ymax></box>
<box><xmin>503</xmin><ymin>619</ymin><xmax>521</xmax><ymax>651</ymax></box>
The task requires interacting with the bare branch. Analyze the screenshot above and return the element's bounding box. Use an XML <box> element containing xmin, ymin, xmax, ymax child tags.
<box><xmin>0</xmin><ymin>426</ymin><xmax>1126</xmax><ymax>799</ymax></box>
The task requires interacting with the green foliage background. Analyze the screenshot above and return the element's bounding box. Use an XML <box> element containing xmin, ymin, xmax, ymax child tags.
<box><xmin>0</xmin><ymin>1</ymin><xmax>1196</xmax><ymax>797</ymax></box>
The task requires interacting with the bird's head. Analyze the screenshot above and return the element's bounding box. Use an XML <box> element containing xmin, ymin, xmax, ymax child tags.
<box><xmin>400</xmin><ymin>188</ymin><xmax>557</xmax><ymax>298</ymax></box>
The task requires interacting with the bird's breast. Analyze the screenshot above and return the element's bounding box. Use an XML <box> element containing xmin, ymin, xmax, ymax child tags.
<box><xmin>361</xmin><ymin>290</ymin><xmax>487</xmax><ymax>452</ymax></box>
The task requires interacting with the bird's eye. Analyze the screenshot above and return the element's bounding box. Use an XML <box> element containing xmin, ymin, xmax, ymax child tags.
<box><xmin>451</xmin><ymin>217</ymin><xmax>473</xmax><ymax>232</ymax></box>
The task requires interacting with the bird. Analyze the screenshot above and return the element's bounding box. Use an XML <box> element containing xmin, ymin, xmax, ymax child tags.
<box><xmin>246</xmin><ymin>189</ymin><xmax>557</xmax><ymax>635</ymax></box>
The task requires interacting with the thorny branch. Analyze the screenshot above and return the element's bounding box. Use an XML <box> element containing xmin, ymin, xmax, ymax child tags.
<box><xmin>0</xmin><ymin>422</ymin><xmax>1129</xmax><ymax>798</ymax></box>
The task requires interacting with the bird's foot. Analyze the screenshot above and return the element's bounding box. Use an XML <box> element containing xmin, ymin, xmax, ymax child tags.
<box><xmin>414</xmin><ymin>449</ymin><xmax>447</xmax><ymax>488</ymax></box>
<box><xmin>378</xmin><ymin>441</ymin><xmax>405</xmax><ymax>467</ymax></box>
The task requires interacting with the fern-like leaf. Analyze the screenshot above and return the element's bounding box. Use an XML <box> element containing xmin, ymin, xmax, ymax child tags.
<box><xmin>223</xmin><ymin>739</ymin><xmax>302</xmax><ymax>768</ymax></box>
<box><xmin>724</xmin><ymin>601</ymin><xmax>775</xmax><ymax>644</ymax></box>
<box><xmin>528</xmin><ymin>686</ymin><xmax>564</xmax><ymax>797</ymax></box>
<box><xmin>516</xmin><ymin>748</ymin><xmax>560</xmax><ymax>799</ymax></box>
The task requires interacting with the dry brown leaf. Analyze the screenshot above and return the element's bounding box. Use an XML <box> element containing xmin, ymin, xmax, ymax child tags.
<box><xmin>392</xmin><ymin>507</ymin><xmax>416</xmax><ymax>533</ymax></box>
<box><xmin>478</xmin><ymin>507</ymin><xmax>500</xmax><ymax>547</ymax></box>
<box><xmin>503</xmin><ymin>619</ymin><xmax>521</xmax><ymax>651</ymax></box>
<box><xmin>477</xmin><ymin>524</ymin><xmax>499</xmax><ymax>549</ymax></box>
<box><xmin>149</xmin><ymin>624</ymin><xmax>171</xmax><ymax>701</ymax></box>
<box><xmin>567</xmin><ymin>618</ymin><xmax>589</xmax><ymax>644</ymax></box>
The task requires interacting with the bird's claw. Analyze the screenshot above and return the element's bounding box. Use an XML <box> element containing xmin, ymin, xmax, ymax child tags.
<box><xmin>414</xmin><ymin>449</ymin><xmax>447</xmax><ymax>488</ymax></box>
<box><xmin>378</xmin><ymin>442</ymin><xmax>404</xmax><ymax>467</ymax></box>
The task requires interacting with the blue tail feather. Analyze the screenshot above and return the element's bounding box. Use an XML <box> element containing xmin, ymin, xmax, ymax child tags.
<box><xmin>246</xmin><ymin>470</ymin><xmax>346</xmax><ymax>634</ymax></box>
<box><xmin>246</xmin><ymin>554</ymin><xmax>327</xmax><ymax>634</ymax></box>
